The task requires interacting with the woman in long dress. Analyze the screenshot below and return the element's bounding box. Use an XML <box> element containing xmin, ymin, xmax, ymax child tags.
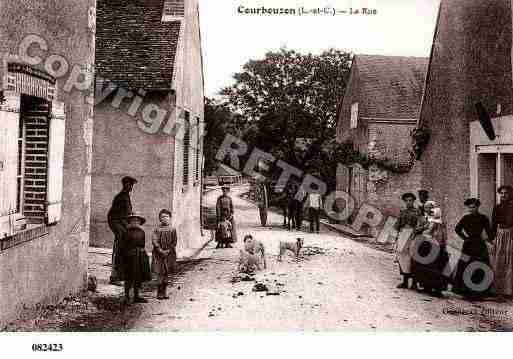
<box><xmin>491</xmin><ymin>186</ymin><xmax>513</xmax><ymax>300</ymax></box>
<box><xmin>394</xmin><ymin>192</ymin><xmax>422</xmax><ymax>289</ymax></box>
<box><xmin>454</xmin><ymin>198</ymin><xmax>493</xmax><ymax>299</ymax></box>
<box><xmin>216</xmin><ymin>185</ymin><xmax>237</xmax><ymax>247</ymax></box>
<box><xmin>412</xmin><ymin>204</ymin><xmax>450</xmax><ymax>297</ymax></box>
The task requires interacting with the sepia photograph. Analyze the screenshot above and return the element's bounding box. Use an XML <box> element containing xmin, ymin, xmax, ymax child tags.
<box><xmin>0</xmin><ymin>0</ymin><xmax>512</xmax><ymax>355</ymax></box>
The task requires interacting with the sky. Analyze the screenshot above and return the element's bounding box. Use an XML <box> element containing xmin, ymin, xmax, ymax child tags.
<box><xmin>198</xmin><ymin>0</ymin><xmax>440</xmax><ymax>98</ymax></box>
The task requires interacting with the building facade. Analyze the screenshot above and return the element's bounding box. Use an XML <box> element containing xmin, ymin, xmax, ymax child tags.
<box><xmin>0</xmin><ymin>0</ymin><xmax>97</xmax><ymax>325</ymax></box>
<box><xmin>419</xmin><ymin>0</ymin><xmax>513</xmax><ymax>245</ymax></box>
<box><xmin>336</xmin><ymin>55</ymin><xmax>428</xmax><ymax>220</ymax></box>
<box><xmin>90</xmin><ymin>0</ymin><xmax>206</xmax><ymax>253</ymax></box>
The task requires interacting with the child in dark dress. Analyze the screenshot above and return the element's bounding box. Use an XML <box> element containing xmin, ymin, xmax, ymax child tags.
<box><xmin>123</xmin><ymin>213</ymin><xmax>151</xmax><ymax>304</ymax></box>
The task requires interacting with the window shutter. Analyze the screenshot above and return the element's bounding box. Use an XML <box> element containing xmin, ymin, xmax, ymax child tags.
<box><xmin>46</xmin><ymin>101</ymin><xmax>65</xmax><ymax>225</ymax></box>
<box><xmin>0</xmin><ymin>93</ymin><xmax>20</xmax><ymax>217</ymax></box>
<box><xmin>183</xmin><ymin>112</ymin><xmax>190</xmax><ymax>186</ymax></box>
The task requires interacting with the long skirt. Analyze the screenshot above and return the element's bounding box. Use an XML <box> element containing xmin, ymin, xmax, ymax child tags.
<box><xmin>412</xmin><ymin>237</ymin><xmax>449</xmax><ymax>291</ymax></box>
<box><xmin>123</xmin><ymin>248</ymin><xmax>152</xmax><ymax>284</ymax></box>
<box><xmin>491</xmin><ymin>228</ymin><xmax>513</xmax><ymax>296</ymax></box>
<box><xmin>395</xmin><ymin>226</ymin><xmax>415</xmax><ymax>275</ymax></box>
<box><xmin>229</xmin><ymin>217</ymin><xmax>238</xmax><ymax>243</ymax></box>
<box><xmin>453</xmin><ymin>238</ymin><xmax>491</xmax><ymax>296</ymax></box>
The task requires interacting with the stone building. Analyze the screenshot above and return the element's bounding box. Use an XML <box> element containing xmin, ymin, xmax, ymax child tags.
<box><xmin>336</xmin><ymin>55</ymin><xmax>428</xmax><ymax>219</ymax></box>
<box><xmin>418</xmin><ymin>0</ymin><xmax>513</xmax><ymax>244</ymax></box>
<box><xmin>0</xmin><ymin>1</ymin><xmax>96</xmax><ymax>325</ymax></box>
<box><xmin>90</xmin><ymin>0</ymin><xmax>206</xmax><ymax>253</ymax></box>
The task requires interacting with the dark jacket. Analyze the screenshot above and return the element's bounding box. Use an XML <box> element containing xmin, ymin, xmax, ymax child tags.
<box><xmin>108</xmin><ymin>190</ymin><xmax>132</xmax><ymax>224</ymax></box>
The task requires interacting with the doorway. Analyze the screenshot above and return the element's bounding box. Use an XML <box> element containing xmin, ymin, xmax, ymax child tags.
<box><xmin>476</xmin><ymin>147</ymin><xmax>513</xmax><ymax>220</ymax></box>
<box><xmin>477</xmin><ymin>153</ymin><xmax>496</xmax><ymax>220</ymax></box>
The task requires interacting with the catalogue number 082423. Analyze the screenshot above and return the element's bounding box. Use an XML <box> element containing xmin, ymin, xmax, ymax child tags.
<box><xmin>32</xmin><ymin>344</ymin><xmax>63</xmax><ymax>352</ymax></box>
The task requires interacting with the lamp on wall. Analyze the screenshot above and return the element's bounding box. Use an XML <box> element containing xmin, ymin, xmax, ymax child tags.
<box><xmin>475</xmin><ymin>102</ymin><xmax>496</xmax><ymax>140</ymax></box>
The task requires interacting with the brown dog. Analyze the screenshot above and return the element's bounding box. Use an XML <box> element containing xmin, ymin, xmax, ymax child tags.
<box><xmin>277</xmin><ymin>238</ymin><xmax>304</xmax><ymax>261</ymax></box>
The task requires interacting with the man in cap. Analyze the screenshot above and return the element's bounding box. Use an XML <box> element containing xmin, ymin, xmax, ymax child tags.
<box><xmin>107</xmin><ymin>176</ymin><xmax>137</xmax><ymax>285</ymax></box>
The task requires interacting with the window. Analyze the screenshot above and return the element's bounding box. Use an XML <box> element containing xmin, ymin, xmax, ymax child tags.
<box><xmin>0</xmin><ymin>92</ymin><xmax>65</xmax><ymax>240</ymax></box>
<box><xmin>350</xmin><ymin>102</ymin><xmax>359</xmax><ymax>129</ymax></box>
<box><xmin>182</xmin><ymin>111</ymin><xmax>190</xmax><ymax>186</ymax></box>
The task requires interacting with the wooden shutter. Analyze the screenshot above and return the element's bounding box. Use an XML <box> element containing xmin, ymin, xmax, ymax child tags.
<box><xmin>46</xmin><ymin>101</ymin><xmax>65</xmax><ymax>225</ymax></box>
<box><xmin>183</xmin><ymin>112</ymin><xmax>190</xmax><ymax>186</ymax></box>
<box><xmin>0</xmin><ymin>93</ymin><xmax>21</xmax><ymax>217</ymax></box>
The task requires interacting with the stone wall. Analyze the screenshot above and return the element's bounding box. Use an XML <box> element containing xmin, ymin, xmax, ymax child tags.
<box><xmin>0</xmin><ymin>0</ymin><xmax>96</xmax><ymax>325</ymax></box>
<box><xmin>90</xmin><ymin>92</ymin><xmax>175</xmax><ymax>252</ymax></box>
<box><xmin>419</xmin><ymin>0</ymin><xmax>513</xmax><ymax>245</ymax></box>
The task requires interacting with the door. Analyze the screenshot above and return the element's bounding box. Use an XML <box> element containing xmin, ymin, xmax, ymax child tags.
<box><xmin>477</xmin><ymin>153</ymin><xmax>497</xmax><ymax>220</ymax></box>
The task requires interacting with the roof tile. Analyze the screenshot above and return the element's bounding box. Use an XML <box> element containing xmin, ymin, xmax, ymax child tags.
<box><xmin>95</xmin><ymin>0</ymin><xmax>181</xmax><ymax>91</ymax></box>
<box><xmin>356</xmin><ymin>55</ymin><xmax>428</xmax><ymax>119</ymax></box>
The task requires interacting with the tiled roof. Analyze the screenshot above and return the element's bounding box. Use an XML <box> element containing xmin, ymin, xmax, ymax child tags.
<box><xmin>356</xmin><ymin>55</ymin><xmax>428</xmax><ymax>119</ymax></box>
<box><xmin>95</xmin><ymin>0</ymin><xmax>181</xmax><ymax>91</ymax></box>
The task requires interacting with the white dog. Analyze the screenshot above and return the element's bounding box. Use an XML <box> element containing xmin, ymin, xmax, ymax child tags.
<box><xmin>277</xmin><ymin>238</ymin><xmax>304</xmax><ymax>261</ymax></box>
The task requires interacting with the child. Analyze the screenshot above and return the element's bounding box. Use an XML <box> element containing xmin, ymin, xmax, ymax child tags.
<box><xmin>123</xmin><ymin>213</ymin><xmax>151</xmax><ymax>304</ymax></box>
<box><xmin>151</xmin><ymin>209</ymin><xmax>178</xmax><ymax>300</ymax></box>
<box><xmin>216</xmin><ymin>212</ymin><xmax>232</xmax><ymax>248</ymax></box>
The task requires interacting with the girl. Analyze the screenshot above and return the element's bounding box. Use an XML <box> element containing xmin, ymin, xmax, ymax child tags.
<box><xmin>216</xmin><ymin>212</ymin><xmax>232</xmax><ymax>248</ymax></box>
<box><xmin>152</xmin><ymin>209</ymin><xmax>178</xmax><ymax>300</ymax></box>
<box><xmin>123</xmin><ymin>213</ymin><xmax>151</xmax><ymax>304</ymax></box>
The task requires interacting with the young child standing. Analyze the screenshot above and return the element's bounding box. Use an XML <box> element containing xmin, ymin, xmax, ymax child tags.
<box><xmin>123</xmin><ymin>213</ymin><xmax>151</xmax><ymax>304</ymax></box>
<box><xmin>216</xmin><ymin>212</ymin><xmax>232</xmax><ymax>248</ymax></box>
<box><xmin>151</xmin><ymin>209</ymin><xmax>177</xmax><ymax>300</ymax></box>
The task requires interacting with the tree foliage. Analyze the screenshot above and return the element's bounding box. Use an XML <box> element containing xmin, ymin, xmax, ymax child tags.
<box><xmin>218</xmin><ymin>48</ymin><xmax>352</xmax><ymax>189</ymax></box>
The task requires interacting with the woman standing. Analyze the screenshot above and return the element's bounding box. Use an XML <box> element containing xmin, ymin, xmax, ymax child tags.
<box><xmin>394</xmin><ymin>193</ymin><xmax>422</xmax><ymax>289</ymax></box>
<box><xmin>216</xmin><ymin>185</ymin><xmax>237</xmax><ymax>247</ymax></box>
<box><xmin>412</xmin><ymin>204</ymin><xmax>450</xmax><ymax>297</ymax></box>
<box><xmin>491</xmin><ymin>186</ymin><xmax>513</xmax><ymax>300</ymax></box>
<box><xmin>454</xmin><ymin>198</ymin><xmax>493</xmax><ymax>299</ymax></box>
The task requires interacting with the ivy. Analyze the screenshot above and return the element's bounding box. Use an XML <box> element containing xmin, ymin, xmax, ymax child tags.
<box><xmin>348</xmin><ymin>150</ymin><xmax>415</xmax><ymax>174</ymax></box>
<box><xmin>411</xmin><ymin>127</ymin><xmax>431</xmax><ymax>160</ymax></box>
<box><xmin>335</xmin><ymin>141</ymin><xmax>415</xmax><ymax>174</ymax></box>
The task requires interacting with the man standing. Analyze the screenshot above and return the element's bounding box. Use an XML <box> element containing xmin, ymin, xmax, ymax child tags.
<box><xmin>294</xmin><ymin>185</ymin><xmax>307</xmax><ymax>231</ymax></box>
<box><xmin>216</xmin><ymin>185</ymin><xmax>237</xmax><ymax>247</ymax></box>
<box><xmin>307</xmin><ymin>192</ymin><xmax>322</xmax><ymax>233</ymax></box>
<box><xmin>255</xmin><ymin>181</ymin><xmax>269</xmax><ymax>227</ymax></box>
<box><xmin>107</xmin><ymin>176</ymin><xmax>137</xmax><ymax>285</ymax></box>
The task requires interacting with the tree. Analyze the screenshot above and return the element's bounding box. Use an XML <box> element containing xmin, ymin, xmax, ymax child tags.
<box><xmin>220</xmin><ymin>48</ymin><xmax>352</xmax><ymax>189</ymax></box>
<box><xmin>203</xmin><ymin>98</ymin><xmax>249</xmax><ymax>175</ymax></box>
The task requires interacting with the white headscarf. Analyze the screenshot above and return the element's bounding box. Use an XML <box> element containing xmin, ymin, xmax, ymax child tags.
<box><xmin>429</xmin><ymin>207</ymin><xmax>443</xmax><ymax>224</ymax></box>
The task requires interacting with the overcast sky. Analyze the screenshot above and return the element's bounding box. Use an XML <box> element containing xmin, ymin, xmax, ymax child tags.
<box><xmin>198</xmin><ymin>0</ymin><xmax>440</xmax><ymax>98</ymax></box>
